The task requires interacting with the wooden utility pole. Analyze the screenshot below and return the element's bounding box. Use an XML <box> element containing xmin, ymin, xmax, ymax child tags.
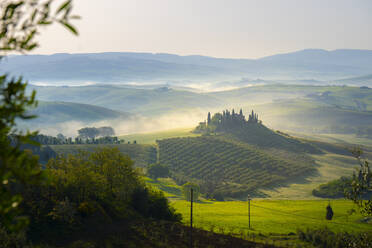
<box><xmin>190</xmin><ymin>188</ymin><xmax>193</xmax><ymax>248</ymax></box>
<box><xmin>247</xmin><ymin>194</ymin><xmax>251</xmax><ymax>229</ymax></box>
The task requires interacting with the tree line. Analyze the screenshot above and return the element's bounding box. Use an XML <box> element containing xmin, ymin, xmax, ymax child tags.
<box><xmin>17</xmin><ymin>127</ymin><xmax>138</xmax><ymax>145</ymax></box>
<box><xmin>194</xmin><ymin>109</ymin><xmax>262</xmax><ymax>134</ymax></box>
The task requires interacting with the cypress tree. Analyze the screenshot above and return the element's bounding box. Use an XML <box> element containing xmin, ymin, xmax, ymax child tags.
<box><xmin>207</xmin><ymin>112</ymin><xmax>211</xmax><ymax>125</ymax></box>
<box><xmin>326</xmin><ymin>203</ymin><xmax>334</xmax><ymax>220</ymax></box>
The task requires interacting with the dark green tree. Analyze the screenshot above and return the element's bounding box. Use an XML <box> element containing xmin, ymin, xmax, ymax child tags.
<box><xmin>207</xmin><ymin>112</ymin><xmax>211</xmax><ymax>125</ymax></box>
<box><xmin>147</xmin><ymin>163</ymin><xmax>170</xmax><ymax>179</ymax></box>
<box><xmin>326</xmin><ymin>203</ymin><xmax>333</xmax><ymax>220</ymax></box>
<box><xmin>0</xmin><ymin>0</ymin><xmax>78</xmax><ymax>231</ymax></box>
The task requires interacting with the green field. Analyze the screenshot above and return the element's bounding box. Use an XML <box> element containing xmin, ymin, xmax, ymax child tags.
<box><xmin>172</xmin><ymin>199</ymin><xmax>370</xmax><ymax>235</ymax></box>
<box><xmin>146</xmin><ymin>178</ymin><xmax>371</xmax><ymax>242</ymax></box>
<box><xmin>120</xmin><ymin>128</ymin><xmax>199</xmax><ymax>144</ymax></box>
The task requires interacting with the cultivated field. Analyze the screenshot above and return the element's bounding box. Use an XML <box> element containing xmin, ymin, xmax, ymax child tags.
<box><xmin>120</xmin><ymin>128</ymin><xmax>200</xmax><ymax>144</ymax></box>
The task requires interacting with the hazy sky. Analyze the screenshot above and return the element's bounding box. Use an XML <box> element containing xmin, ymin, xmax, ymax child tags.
<box><xmin>35</xmin><ymin>0</ymin><xmax>372</xmax><ymax>58</ymax></box>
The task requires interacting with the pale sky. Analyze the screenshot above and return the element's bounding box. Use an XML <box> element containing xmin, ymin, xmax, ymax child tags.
<box><xmin>35</xmin><ymin>0</ymin><xmax>372</xmax><ymax>59</ymax></box>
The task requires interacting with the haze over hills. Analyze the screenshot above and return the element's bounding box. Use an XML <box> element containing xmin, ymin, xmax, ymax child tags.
<box><xmin>28</xmin><ymin>101</ymin><xmax>131</xmax><ymax>123</ymax></box>
<box><xmin>2</xmin><ymin>49</ymin><xmax>372</xmax><ymax>85</ymax></box>
<box><xmin>21</xmin><ymin>84</ymin><xmax>372</xmax><ymax>140</ymax></box>
<box><xmin>331</xmin><ymin>74</ymin><xmax>372</xmax><ymax>86</ymax></box>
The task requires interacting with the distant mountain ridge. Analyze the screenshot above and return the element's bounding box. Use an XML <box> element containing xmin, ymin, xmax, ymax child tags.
<box><xmin>2</xmin><ymin>49</ymin><xmax>372</xmax><ymax>83</ymax></box>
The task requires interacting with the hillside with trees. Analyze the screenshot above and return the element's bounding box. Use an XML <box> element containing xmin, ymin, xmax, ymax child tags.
<box><xmin>194</xmin><ymin>109</ymin><xmax>320</xmax><ymax>153</ymax></box>
<box><xmin>155</xmin><ymin>110</ymin><xmax>344</xmax><ymax>198</ymax></box>
<box><xmin>158</xmin><ymin>135</ymin><xmax>315</xmax><ymax>198</ymax></box>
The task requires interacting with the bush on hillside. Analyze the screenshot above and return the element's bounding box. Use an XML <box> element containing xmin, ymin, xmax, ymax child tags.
<box><xmin>182</xmin><ymin>182</ymin><xmax>200</xmax><ymax>202</ymax></box>
<box><xmin>312</xmin><ymin>177</ymin><xmax>353</xmax><ymax>198</ymax></box>
<box><xmin>147</xmin><ymin>163</ymin><xmax>170</xmax><ymax>179</ymax></box>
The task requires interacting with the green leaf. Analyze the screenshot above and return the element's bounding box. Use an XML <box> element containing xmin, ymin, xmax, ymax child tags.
<box><xmin>60</xmin><ymin>21</ymin><xmax>78</xmax><ymax>35</ymax></box>
<box><xmin>56</xmin><ymin>0</ymin><xmax>71</xmax><ymax>14</ymax></box>
<box><xmin>38</xmin><ymin>21</ymin><xmax>52</xmax><ymax>25</ymax></box>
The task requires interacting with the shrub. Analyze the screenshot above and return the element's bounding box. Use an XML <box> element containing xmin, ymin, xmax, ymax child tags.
<box><xmin>182</xmin><ymin>182</ymin><xmax>200</xmax><ymax>202</ymax></box>
<box><xmin>147</xmin><ymin>163</ymin><xmax>170</xmax><ymax>179</ymax></box>
<box><xmin>131</xmin><ymin>187</ymin><xmax>181</xmax><ymax>221</ymax></box>
<box><xmin>297</xmin><ymin>228</ymin><xmax>372</xmax><ymax>248</ymax></box>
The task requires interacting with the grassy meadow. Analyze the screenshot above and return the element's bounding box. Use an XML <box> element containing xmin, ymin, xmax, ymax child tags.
<box><xmin>146</xmin><ymin>178</ymin><xmax>371</xmax><ymax>235</ymax></box>
<box><xmin>172</xmin><ymin>200</ymin><xmax>369</xmax><ymax>235</ymax></box>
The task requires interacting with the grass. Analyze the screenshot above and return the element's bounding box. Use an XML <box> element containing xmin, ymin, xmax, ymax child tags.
<box><xmin>145</xmin><ymin>177</ymin><xmax>371</xmax><ymax>235</ymax></box>
<box><xmin>145</xmin><ymin>177</ymin><xmax>183</xmax><ymax>198</ymax></box>
<box><xmin>290</xmin><ymin>132</ymin><xmax>372</xmax><ymax>147</ymax></box>
<box><xmin>145</xmin><ymin>177</ymin><xmax>371</xmax><ymax>246</ymax></box>
<box><xmin>120</xmin><ymin>128</ymin><xmax>200</xmax><ymax>144</ymax></box>
<box><xmin>259</xmin><ymin>153</ymin><xmax>358</xmax><ymax>199</ymax></box>
<box><xmin>171</xmin><ymin>199</ymin><xmax>371</xmax><ymax>235</ymax></box>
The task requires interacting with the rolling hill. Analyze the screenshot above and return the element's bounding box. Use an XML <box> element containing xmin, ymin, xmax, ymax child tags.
<box><xmin>331</xmin><ymin>74</ymin><xmax>372</xmax><ymax>87</ymax></box>
<box><xmin>31</xmin><ymin>101</ymin><xmax>131</xmax><ymax>122</ymax></box>
<box><xmin>252</xmin><ymin>99</ymin><xmax>372</xmax><ymax>137</ymax></box>
<box><xmin>3</xmin><ymin>49</ymin><xmax>372</xmax><ymax>84</ymax></box>
<box><xmin>20</xmin><ymin>84</ymin><xmax>372</xmax><ymax>140</ymax></box>
<box><xmin>28</xmin><ymin>85</ymin><xmax>225</xmax><ymax>115</ymax></box>
<box><xmin>155</xmin><ymin>110</ymin><xmax>327</xmax><ymax>198</ymax></box>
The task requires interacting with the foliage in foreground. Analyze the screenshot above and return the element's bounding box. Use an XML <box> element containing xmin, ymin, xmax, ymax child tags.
<box><xmin>17</xmin><ymin>148</ymin><xmax>181</xmax><ymax>245</ymax></box>
<box><xmin>298</xmin><ymin>228</ymin><xmax>372</xmax><ymax>248</ymax></box>
<box><xmin>0</xmin><ymin>0</ymin><xmax>78</xmax><ymax>231</ymax></box>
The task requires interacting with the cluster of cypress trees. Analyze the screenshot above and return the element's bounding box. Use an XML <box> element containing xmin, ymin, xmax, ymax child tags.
<box><xmin>196</xmin><ymin>109</ymin><xmax>261</xmax><ymax>133</ymax></box>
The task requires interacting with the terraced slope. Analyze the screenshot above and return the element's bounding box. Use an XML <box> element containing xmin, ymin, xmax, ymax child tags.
<box><xmin>157</xmin><ymin>136</ymin><xmax>315</xmax><ymax>197</ymax></box>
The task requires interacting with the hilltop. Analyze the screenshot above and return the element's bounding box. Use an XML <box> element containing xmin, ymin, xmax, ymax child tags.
<box><xmin>157</xmin><ymin>110</ymin><xmax>324</xmax><ymax>198</ymax></box>
<box><xmin>194</xmin><ymin>109</ymin><xmax>320</xmax><ymax>153</ymax></box>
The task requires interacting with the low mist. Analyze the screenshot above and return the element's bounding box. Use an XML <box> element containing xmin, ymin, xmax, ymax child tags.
<box><xmin>25</xmin><ymin>109</ymin><xmax>208</xmax><ymax>137</ymax></box>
